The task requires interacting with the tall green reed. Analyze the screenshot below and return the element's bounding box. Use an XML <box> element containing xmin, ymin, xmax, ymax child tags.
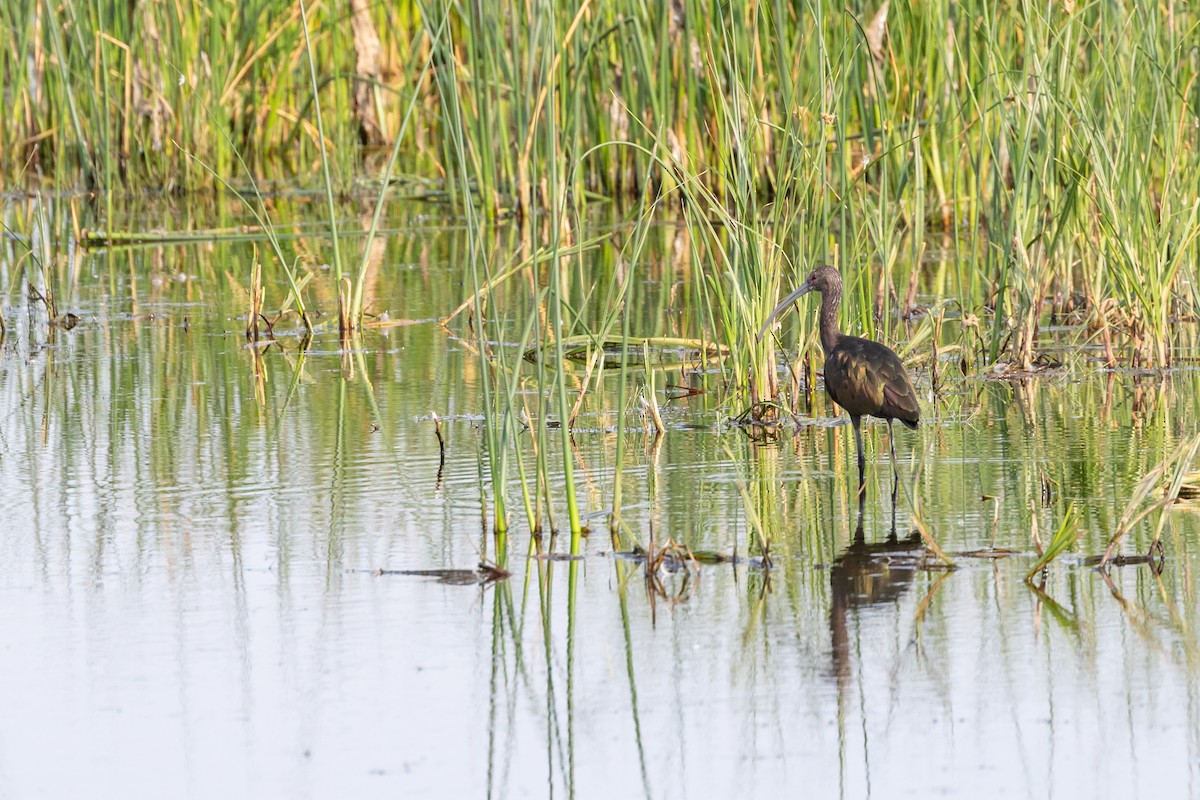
<box><xmin>7</xmin><ymin>1</ymin><xmax>1200</xmax><ymax>452</ymax></box>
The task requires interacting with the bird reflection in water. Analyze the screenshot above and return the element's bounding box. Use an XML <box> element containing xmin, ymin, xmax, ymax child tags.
<box><xmin>829</xmin><ymin>501</ymin><xmax>924</xmax><ymax>685</ymax></box>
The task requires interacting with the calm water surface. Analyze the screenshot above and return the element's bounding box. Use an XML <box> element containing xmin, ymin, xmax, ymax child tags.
<box><xmin>1</xmin><ymin>206</ymin><xmax>1198</xmax><ymax>798</ymax></box>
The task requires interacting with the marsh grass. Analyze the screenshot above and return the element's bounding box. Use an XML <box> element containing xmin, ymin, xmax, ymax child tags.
<box><xmin>8</xmin><ymin>0</ymin><xmax>1200</xmax><ymax>572</ymax></box>
<box><xmin>8</xmin><ymin>1</ymin><xmax>1200</xmax><ymax>371</ymax></box>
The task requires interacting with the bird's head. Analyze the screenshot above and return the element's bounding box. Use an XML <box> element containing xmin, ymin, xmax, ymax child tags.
<box><xmin>803</xmin><ymin>265</ymin><xmax>841</xmax><ymax>295</ymax></box>
<box><xmin>756</xmin><ymin>265</ymin><xmax>841</xmax><ymax>340</ymax></box>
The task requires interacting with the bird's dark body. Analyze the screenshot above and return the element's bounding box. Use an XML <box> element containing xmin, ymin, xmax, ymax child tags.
<box><xmin>823</xmin><ymin>336</ymin><xmax>919</xmax><ymax>430</ymax></box>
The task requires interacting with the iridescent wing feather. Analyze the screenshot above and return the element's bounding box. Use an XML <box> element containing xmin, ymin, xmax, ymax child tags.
<box><xmin>822</xmin><ymin>337</ymin><xmax>918</xmax><ymax>427</ymax></box>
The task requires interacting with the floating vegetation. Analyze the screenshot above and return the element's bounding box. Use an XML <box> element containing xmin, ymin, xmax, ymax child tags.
<box><xmin>1173</xmin><ymin>471</ymin><xmax>1200</xmax><ymax>503</ymax></box>
<box><xmin>354</xmin><ymin>564</ymin><xmax>511</xmax><ymax>586</ymax></box>
<box><xmin>529</xmin><ymin>336</ymin><xmax>728</xmax><ymax>368</ymax></box>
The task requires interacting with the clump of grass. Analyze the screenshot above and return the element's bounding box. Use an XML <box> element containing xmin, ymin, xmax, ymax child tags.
<box><xmin>1026</xmin><ymin>504</ymin><xmax>1082</xmax><ymax>581</ymax></box>
<box><xmin>1100</xmin><ymin>433</ymin><xmax>1200</xmax><ymax>570</ymax></box>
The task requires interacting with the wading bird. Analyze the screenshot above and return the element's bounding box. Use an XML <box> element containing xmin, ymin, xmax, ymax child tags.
<box><xmin>758</xmin><ymin>265</ymin><xmax>919</xmax><ymax>493</ymax></box>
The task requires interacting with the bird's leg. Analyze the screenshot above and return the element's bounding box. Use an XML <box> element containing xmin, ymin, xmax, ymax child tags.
<box><xmin>887</xmin><ymin>417</ymin><xmax>901</xmax><ymax>507</ymax></box>
<box><xmin>852</xmin><ymin>416</ymin><xmax>865</xmax><ymax>497</ymax></box>
<box><xmin>887</xmin><ymin>418</ymin><xmax>899</xmax><ymax>480</ymax></box>
<box><xmin>888</xmin><ymin>484</ymin><xmax>898</xmax><ymax>540</ymax></box>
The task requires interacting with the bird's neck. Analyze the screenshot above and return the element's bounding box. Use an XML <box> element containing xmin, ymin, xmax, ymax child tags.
<box><xmin>818</xmin><ymin>287</ymin><xmax>843</xmax><ymax>356</ymax></box>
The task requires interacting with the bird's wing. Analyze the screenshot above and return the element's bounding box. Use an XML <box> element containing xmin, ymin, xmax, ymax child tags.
<box><xmin>824</xmin><ymin>347</ymin><xmax>884</xmax><ymax>417</ymax></box>
<box><xmin>826</xmin><ymin>338</ymin><xmax>919</xmax><ymax>425</ymax></box>
<box><xmin>873</xmin><ymin>350</ymin><xmax>920</xmax><ymax>424</ymax></box>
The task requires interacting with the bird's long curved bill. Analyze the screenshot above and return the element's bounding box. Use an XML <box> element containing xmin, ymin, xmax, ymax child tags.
<box><xmin>756</xmin><ymin>284</ymin><xmax>813</xmax><ymax>341</ymax></box>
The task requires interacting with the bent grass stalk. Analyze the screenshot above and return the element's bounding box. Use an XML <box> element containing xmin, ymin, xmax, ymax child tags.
<box><xmin>177</xmin><ymin>151</ymin><xmax>313</xmax><ymax>333</ymax></box>
<box><xmin>297</xmin><ymin>0</ymin><xmax>345</xmax><ymax>328</ymax></box>
<box><xmin>171</xmin><ymin>69</ymin><xmax>317</xmax><ymax>333</ymax></box>
<box><xmin>348</xmin><ymin>10</ymin><xmax>449</xmax><ymax>328</ymax></box>
<box><xmin>424</xmin><ymin>0</ymin><xmax>510</xmax><ymax>535</ymax></box>
<box><xmin>1101</xmin><ymin>433</ymin><xmax>1200</xmax><ymax>569</ymax></box>
<box><xmin>720</xmin><ymin>441</ymin><xmax>772</xmax><ymax>563</ymax></box>
<box><xmin>543</xmin><ymin>10</ymin><xmax>582</xmax><ymax>548</ymax></box>
<box><xmin>896</xmin><ymin>438</ymin><xmax>954</xmax><ymax>568</ymax></box>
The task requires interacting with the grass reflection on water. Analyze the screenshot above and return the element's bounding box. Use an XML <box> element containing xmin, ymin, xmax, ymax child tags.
<box><xmin>0</xmin><ymin>217</ymin><xmax>1198</xmax><ymax>797</ymax></box>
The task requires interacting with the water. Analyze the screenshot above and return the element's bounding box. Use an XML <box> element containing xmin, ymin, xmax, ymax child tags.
<box><xmin>1</xmin><ymin>204</ymin><xmax>1198</xmax><ymax>798</ymax></box>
